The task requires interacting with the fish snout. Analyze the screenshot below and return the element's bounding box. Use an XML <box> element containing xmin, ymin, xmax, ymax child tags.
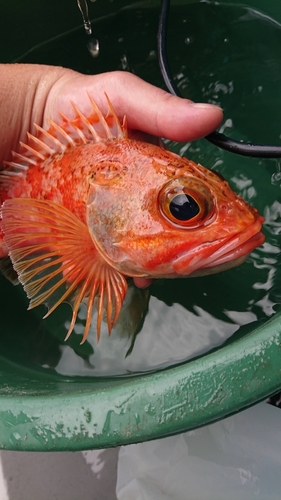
<box><xmin>172</xmin><ymin>217</ymin><xmax>265</xmax><ymax>277</ymax></box>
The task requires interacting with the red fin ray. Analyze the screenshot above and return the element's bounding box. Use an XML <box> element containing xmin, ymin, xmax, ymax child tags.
<box><xmin>19</xmin><ymin>140</ymin><xmax>46</xmax><ymax>161</ymax></box>
<box><xmin>0</xmin><ymin>94</ymin><xmax>126</xmax><ymax>188</ymax></box>
<box><xmin>64</xmin><ymin>93</ymin><xmax>126</xmax><ymax>143</ymax></box>
<box><xmin>104</xmin><ymin>93</ymin><xmax>127</xmax><ymax>139</ymax></box>
<box><xmin>1</xmin><ymin>198</ymin><xmax>128</xmax><ymax>342</ymax></box>
<box><xmin>68</xmin><ymin>102</ymin><xmax>102</xmax><ymax>144</ymax></box>
<box><xmin>11</xmin><ymin>150</ymin><xmax>38</xmax><ymax>166</ymax></box>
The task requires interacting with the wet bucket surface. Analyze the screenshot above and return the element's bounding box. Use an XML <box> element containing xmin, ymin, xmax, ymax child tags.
<box><xmin>0</xmin><ymin>0</ymin><xmax>280</xmax><ymax>450</ymax></box>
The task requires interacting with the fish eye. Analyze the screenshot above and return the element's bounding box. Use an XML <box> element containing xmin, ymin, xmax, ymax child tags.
<box><xmin>159</xmin><ymin>178</ymin><xmax>215</xmax><ymax>228</ymax></box>
<box><xmin>169</xmin><ymin>193</ymin><xmax>199</xmax><ymax>221</ymax></box>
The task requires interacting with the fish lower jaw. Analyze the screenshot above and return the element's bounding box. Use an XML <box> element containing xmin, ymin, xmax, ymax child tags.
<box><xmin>172</xmin><ymin>219</ymin><xmax>265</xmax><ymax>277</ymax></box>
<box><xmin>199</xmin><ymin>230</ymin><xmax>264</xmax><ymax>272</ymax></box>
<box><xmin>189</xmin><ymin>253</ymin><xmax>251</xmax><ymax>277</ymax></box>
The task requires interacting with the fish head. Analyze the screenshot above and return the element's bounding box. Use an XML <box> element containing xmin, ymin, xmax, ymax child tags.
<box><xmin>86</xmin><ymin>140</ymin><xmax>265</xmax><ymax>279</ymax></box>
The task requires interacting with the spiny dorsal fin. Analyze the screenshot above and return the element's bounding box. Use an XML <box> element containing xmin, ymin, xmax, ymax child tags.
<box><xmin>1</xmin><ymin>197</ymin><xmax>128</xmax><ymax>342</ymax></box>
<box><xmin>0</xmin><ymin>94</ymin><xmax>127</xmax><ymax>183</ymax></box>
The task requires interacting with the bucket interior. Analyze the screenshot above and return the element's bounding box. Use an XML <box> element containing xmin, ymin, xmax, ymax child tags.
<box><xmin>0</xmin><ymin>0</ymin><xmax>281</xmax><ymax>450</ymax></box>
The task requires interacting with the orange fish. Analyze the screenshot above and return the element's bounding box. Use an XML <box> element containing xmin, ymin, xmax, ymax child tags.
<box><xmin>0</xmin><ymin>95</ymin><xmax>265</xmax><ymax>342</ymax></box>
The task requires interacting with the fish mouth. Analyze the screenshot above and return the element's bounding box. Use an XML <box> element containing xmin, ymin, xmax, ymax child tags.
<box><xmin>172</xmin><ymin>217</ymin><xmax>265</xmax><ymax>276</ymax></box>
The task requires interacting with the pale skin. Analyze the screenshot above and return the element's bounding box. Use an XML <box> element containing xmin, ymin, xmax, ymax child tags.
<box><xmin>0</xmin><ymin>63</ymin><xmax>223</xmax><ymax>288</ymax></box>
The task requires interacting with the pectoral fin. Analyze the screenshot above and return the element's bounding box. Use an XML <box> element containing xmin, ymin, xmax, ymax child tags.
<box><xmin>1</xmin><ymin>198</ymin><xmax>128</xmax><ymax>342</ymax></box>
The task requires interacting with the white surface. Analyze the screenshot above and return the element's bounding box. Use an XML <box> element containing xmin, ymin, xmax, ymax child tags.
<box><xmin>117</xmin><ymin>403</ymin><xmax>281</xmax><ymax>500</ymax></box>
<box><xmin>0</xmin><ymin>448</ymin><xmax>119</xmax><ymax>500</ymax></box>
<box><xmin>0</xmin><ymin>403</ymin><xmax>280</xmax><ymax>499</ymax></box>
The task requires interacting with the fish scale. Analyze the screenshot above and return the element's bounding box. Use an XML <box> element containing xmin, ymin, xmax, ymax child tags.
<box><xmin>0</xmin><ymin>95</ymin><xmax>265</xmax><ymax>343</ymax></box>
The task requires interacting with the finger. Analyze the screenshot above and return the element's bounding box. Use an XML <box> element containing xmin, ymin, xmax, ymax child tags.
<box><xmin>101</xmin><ymin>72</ymin><xmax>224</xmax><ymax>142</ymax></box>
<box><xmin>49</xmin><ymin>70</ymin><xmax>223</xmax><ymax>142</ymax></box>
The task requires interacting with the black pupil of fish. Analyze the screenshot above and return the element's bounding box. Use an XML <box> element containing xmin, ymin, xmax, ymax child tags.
<box><xmin>169</xmin><ymin>194</ymin><xmax>200</xmax><ymax>221</ymax></box>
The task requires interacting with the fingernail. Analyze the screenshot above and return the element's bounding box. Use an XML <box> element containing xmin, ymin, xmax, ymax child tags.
<box><xmin>191</xmin><ymin>102</ymin><xmax>223</xmax><ymax>111</ymax></box>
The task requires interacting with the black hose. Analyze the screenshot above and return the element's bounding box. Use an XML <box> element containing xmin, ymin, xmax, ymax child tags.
<box><xmin>157</xmin><ymin>0</ymin><xmax>281</xmax><ymax>158</ymax></box>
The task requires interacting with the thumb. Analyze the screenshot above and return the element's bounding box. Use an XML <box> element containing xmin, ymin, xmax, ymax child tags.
<box><xmin>48</xmin><ymin>70</ymin><xmax>223</xmax><ymax>143</ymax></box>
<box><xmin>108</xmin><ymin>72</ymin><xmax>223</xmax><ymax>142</ymax></box>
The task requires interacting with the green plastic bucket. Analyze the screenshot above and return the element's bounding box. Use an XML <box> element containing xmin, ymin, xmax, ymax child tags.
<box><xmin>0</xmin><ymin>0</ymin><xmax>280</xmax><ymax>451</ymax></box>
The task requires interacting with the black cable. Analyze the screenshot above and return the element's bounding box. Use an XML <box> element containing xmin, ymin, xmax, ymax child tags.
<box><xmin>157</xmin><ymin>0</ymin><xmax>281</xmax><ymax>158</ymax></box>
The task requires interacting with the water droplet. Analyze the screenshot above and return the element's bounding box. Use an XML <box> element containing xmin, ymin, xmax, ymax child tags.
<box><xmin>147</xmin><ymin>49</ymin><xmax>157</xmax><ymax>60</ymax></box>
<box><xmin>77</xmin><ymin>0</ymin><xmax>100</xmax><ymax>57</ymax></box>
<box><xmin>87</xmin><ymin>37</ymin><xmax>99</xmax><ymax>58</ymax></box>
<box><xmin>120</xmin><ymin>54</ymin><xmax>129</xmax><ymax>70</ymax></box>
<box><xmin>77</xmin><ymin>0</ymin><xmax>92</xmax><ymax>35</ymax></box>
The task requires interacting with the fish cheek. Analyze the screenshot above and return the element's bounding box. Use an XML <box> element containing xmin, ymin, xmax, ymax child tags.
<box><xmin>86</xmin><ymin>182</ymin><xmax>132</xmax><ymax>266</ymax></box>
<box><xmin>86</xmin><ymin>182</ymin><xmax>158</xmax><ymax>277</ymax></box>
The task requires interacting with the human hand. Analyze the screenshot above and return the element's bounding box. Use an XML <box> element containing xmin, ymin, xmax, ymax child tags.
<box><xmin>45</xmin><ymin>68</ymin><xmax>223</xmax><ymax>142</ymax></box>
<box><xmin>0</xmin><ymin>64</ymin><xmax>223</xmax><ymax>288</ymax></box>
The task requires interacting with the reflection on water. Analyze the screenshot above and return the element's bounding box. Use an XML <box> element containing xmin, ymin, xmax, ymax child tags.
<box><xmin>1</xmin><ymin>1</ymin><xmax>281</xmax><ymax>377</ymax></box>
<box><xmin>56</xmin><ymin>297</ymin><xmax>240</xmax><ymax>376</ymax></box>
